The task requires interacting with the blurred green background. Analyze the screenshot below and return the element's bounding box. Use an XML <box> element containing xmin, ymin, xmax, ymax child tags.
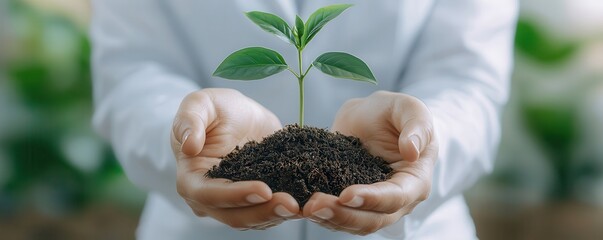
<box><xmin>1</xmin><ymin>0</ymin><xmax>602</xmax><ymax>239</ymax></box>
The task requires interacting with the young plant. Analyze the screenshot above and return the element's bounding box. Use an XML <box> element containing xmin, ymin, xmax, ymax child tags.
<box><xmin>213</xmin><ymin>4</ymin><xmax>376</xmax><ymax>127</ymax></box>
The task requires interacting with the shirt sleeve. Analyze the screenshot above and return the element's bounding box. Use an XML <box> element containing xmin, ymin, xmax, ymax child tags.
<box><xmin>90</xmin><ymin>0</ymin><xmax>199</xmax><ymax>212</ymax></box>
<box><xmin>382</xmin><ymin>0</ymin><xmax>518</xmax><ymax>238</ymax></box>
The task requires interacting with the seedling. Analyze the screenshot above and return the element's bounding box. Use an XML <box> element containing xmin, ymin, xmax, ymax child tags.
<box><xmin>213</xmin><ymin>4</ymin><xmax>376</xmax><ymax>127</ymax></box>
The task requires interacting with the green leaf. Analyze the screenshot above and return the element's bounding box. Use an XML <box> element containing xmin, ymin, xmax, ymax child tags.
<box><xmin>313</xmin><ymin>52</ymin><xmax>377</xmax><ymax>84</ymax></box>
<box><xmin>213</xmin><ymin>47</ymin><xmax>288</xmax><ymax>80</ymax></box>
<box><xmin>294</xmin><ymin>15</ymin><xmax>304</xmax><ymax>46</ymax></box>
<box><xmin>302</xmin><ymin>4</ymin><xmax>352</xmax><ymax>47</ymax></box>
<box><xmin>245</xmin><ymin>11</ymin><xmax>296</xmax><ymax>45</ymax></box>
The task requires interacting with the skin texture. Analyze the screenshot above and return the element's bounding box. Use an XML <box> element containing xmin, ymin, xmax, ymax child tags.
<box><xmin>303</xmin><ymin>91</ymin><xmax>438</xmax><ymax>236</ymax></box>
<box><xmin>171</xmin><ymin>88</ymin><xmax>301</xmax><ymax>230</ymax></box>
<box><xmin>171</xmin><ymin>89</ymin><xmax>437</xmax><ymax>235</ymax></box>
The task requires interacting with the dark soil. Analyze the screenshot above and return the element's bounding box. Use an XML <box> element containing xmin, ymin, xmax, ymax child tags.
<box><xmin>206</xmin><ymin>125</ymin><xmax>393</xmax><ymax>206</ymax></box>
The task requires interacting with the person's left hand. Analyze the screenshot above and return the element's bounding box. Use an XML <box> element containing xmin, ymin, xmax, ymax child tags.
<box><xmin>302</xmin><ymin>91</ymin><xmax>438</xmax><ymax>236</ymax></box>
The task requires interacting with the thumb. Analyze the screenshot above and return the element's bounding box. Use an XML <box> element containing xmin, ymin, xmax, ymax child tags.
<box><xmin>173</xmin><ymin>94</ymin><xmax>215</xmax><ymax>156</ymax></box>
<box><xmin>397</xmin><ymin>117</ymin><xmax>433</xmax><ymax>162</ymax></box>
<box><xmin>173</xmin><ymin>113</ymin><xmax>206</xmax><ymax>156</ymax></box>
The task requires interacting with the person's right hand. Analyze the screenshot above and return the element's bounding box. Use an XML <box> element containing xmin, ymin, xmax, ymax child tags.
<box><xmin>171</xmin><ymin>88</ymin><xmax>300</xmax><ymax>230</ymax></box>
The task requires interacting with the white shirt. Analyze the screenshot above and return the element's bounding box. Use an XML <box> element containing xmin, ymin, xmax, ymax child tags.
<box><xmin>90</xmin><ymin>0</ymin><xmax>517</xmax><ymax>239</ymax></box>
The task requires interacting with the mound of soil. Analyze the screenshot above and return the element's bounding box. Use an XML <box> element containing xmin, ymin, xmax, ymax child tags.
<box><xmin>206</xmin><ymin>125</ymin><xmax>393</xmax><ymax>206</ymax></box>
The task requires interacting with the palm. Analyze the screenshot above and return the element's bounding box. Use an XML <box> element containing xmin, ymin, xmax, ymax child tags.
<box><xmin>200</xmin><ymin>111</ymin><xmax>280</xmax><ymax>159</ymax></box>
<box><xmin>191</xmin><ymin>89</ymin><xmax>281</xmax><ymax>171</ymax></box>
<box><xmin>335</xmin><ymin>118</ymin><xmax>403</xmax><ymax>163</ymax></box>
<box><xmin>196</xmin><ymin>110</ymin><xmax>280</xmax><ymax>177</ymax></box>
<box><xmin>332</xmin><ymin>96</ymin><xmax>410</xmax><ymax>163</ymax></box>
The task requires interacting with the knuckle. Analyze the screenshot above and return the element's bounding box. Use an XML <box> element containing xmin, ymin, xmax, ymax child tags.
<box><xmin>342</xmin><ymin>98</ymin><xmax>361</xmax><ymax>109</ymax></box>
<box><xmin>372</xmin><ymin>90</ymin><xmax>391</xmax><ymax>98</ymax></box>
<box><xmin>398</xmin><ymin>96</ymin><xmax>429</xmax><ymax>115</ymax></box>
<box><xmin>408</xmin><ymin>96</ymin><xmax>424</xmax><ymax>107</ymax></box>
<box><xmin>206</xmin><ymin>88</ymin><xmax>242</xmax><ymax>99</ymax></box>
<box><xmin>401</xmin><ymin>94</ymin><xmax>424</xmax><ymax>107</ymax></box>
<box><xmin>184</xmin><ymin>90</ymin><xmax>208</xmax><ymax>102</ymax></box>
<box><xmin>347</xmin><ymin>97</ymin><xmax>362</xmax><ymax>104</ymax></box>
<box><xmin>217</xmin><ymin>88</ymin><xmax>240</xmax><ymax>95</ymax></box>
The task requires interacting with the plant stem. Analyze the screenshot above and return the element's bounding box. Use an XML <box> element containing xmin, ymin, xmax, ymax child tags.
<box><xmin>302</xmin><ymin>64</ymin><xmax>313</xmax><ymax>78</ymax></box>
<box><xmin>287</xmin><ymin>67</ymin><xmax>300</xmax><ymax>79</ymax></box>
<box><xmin>297</xmin><ymin>48</ymin><xmax>304</xmax><ymax>127</ymax></box>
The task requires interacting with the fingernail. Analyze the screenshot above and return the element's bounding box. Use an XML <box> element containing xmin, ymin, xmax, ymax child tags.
<box><xmin>181</xmin><ymin>130</ymin><xmax>191</xmax><ymax>149</ymax></box>
<box><xmin>274</xmin><ymin>205</ymin><xmax>295</xmax><ymax>217</ymax></box>
<box><xmin>246</xmin><ymin>194</ymin><xmax>267</xmax><ymax>204</ymax></box>
<box><xmin>343</xmin><ymin>196</ymin><xmax>364</xmax><ymax>208</ymax></box>
<box><xmin>410</xmin><ymin>135</ymin><xmax>420</xmax><ymax>155</ymax></box>
<box><xmin>312</xmin><ymin>208</ymin><xmax>334</xmax><ymax>220</ymax></box>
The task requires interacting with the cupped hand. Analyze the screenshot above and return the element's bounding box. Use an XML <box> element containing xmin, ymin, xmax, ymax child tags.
<box><xmin>302</xmin><ymin>91</ymin><xmax>438</xmax><ymax>235</ymax></box>
<box><xmin>171</xmin><ymin>88</ymin><xmax>300</xmax><ymax>230</ymax></box>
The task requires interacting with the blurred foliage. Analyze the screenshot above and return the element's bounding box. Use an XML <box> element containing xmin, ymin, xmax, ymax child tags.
<box><xmin>515</xmin><ymin>19</ymin><xmax>579</xmax><ymax>64</ymax></box>
<box><xmin>513</xmin><ymin>18</ymin><xmax>600</xmax><ymax>200</ymax></box>
<box><xmin>1</xmin><ymin>0</ymin><xmax>142</xmax><ymax>217</ymax></box>
<box><xmin>521</xmin><ymin>104</ymin><xmax>577</xmax><ymax>199</ymax></box>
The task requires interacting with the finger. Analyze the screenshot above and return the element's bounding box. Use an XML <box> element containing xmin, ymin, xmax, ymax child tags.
<box><xmin>172</xmin><ymin>109</ymin><xmax>207</xmax><ymax>156</ymax></box>
<box><xmin>338</xmin><ymin>182</ymin><xmax>405</xmax><ymax>214</ymax></box>
<box><xmin>172</xmin><ymin>93</ymin><xmax>216</xmax><ymax>156</ymax></box>
<box><xmin>396</xmin><ymin>113</ymin><xmax>433</xmax><ymax>162</ymax></box>
<box><xmin>303</xmin><ymin>192</ymin><xmax>397</xmax><ymax>235</ymax></box>
<box><xmin>185</xmin><ymin>177</ymin><xmax>273</xmax><ymax>208</ymax></box>
<box><xmin>215</xmin><ymin>192</ymin><xmax>300</xmax><ymax>229</ymax></box>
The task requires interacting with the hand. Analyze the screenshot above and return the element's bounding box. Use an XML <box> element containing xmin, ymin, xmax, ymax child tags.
<box><xmin>302</xmin><ymin>91</ymin><xmax>438</xmax><ymax>235</ymax></box>
<box><xmin>171</xmin><ymin>88</ymin><xmax>300</xmax><ymax>230</ymax></box>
